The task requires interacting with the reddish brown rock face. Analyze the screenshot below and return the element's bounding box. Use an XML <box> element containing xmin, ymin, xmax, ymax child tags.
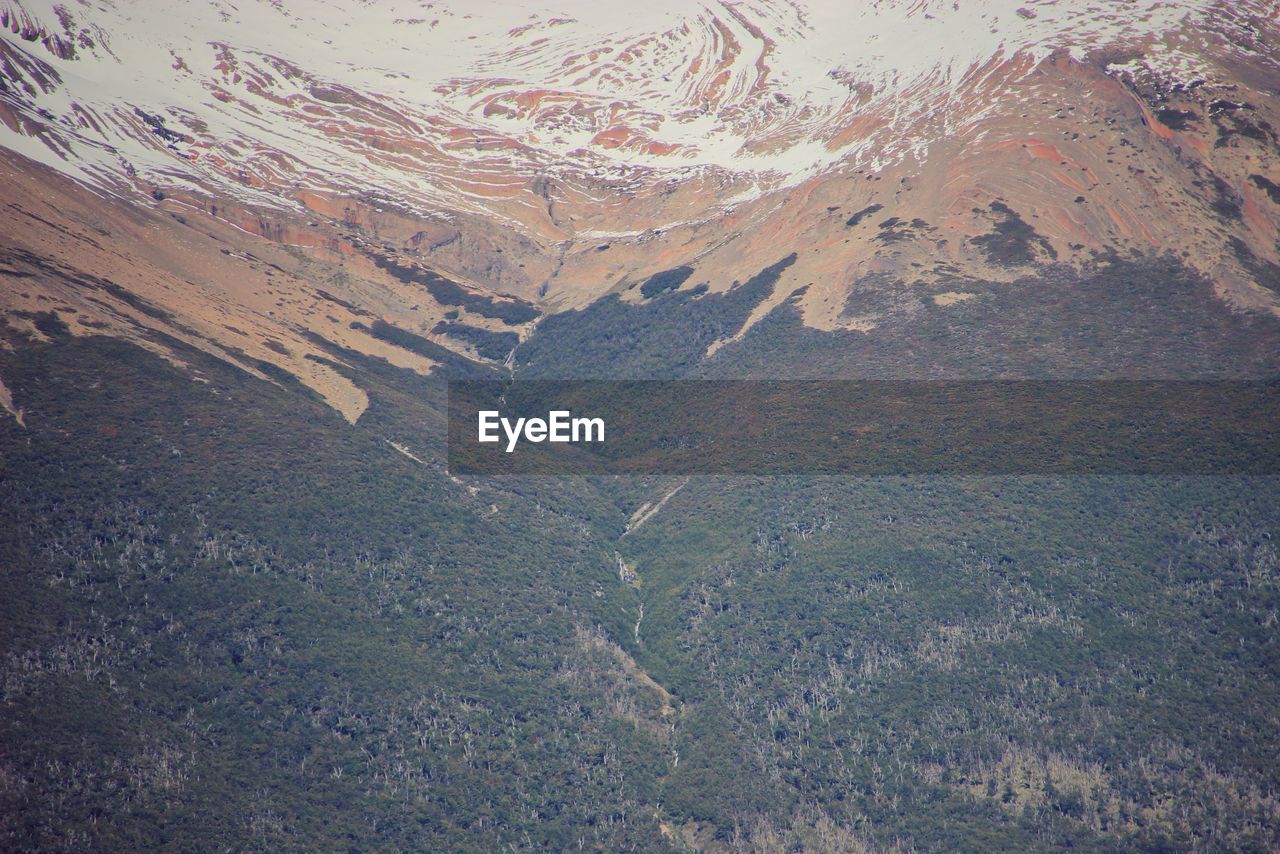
<box><xmin>1</xmin><ymin>1</ymin><xmax>1278</xmax><ymax>417</ymax></box>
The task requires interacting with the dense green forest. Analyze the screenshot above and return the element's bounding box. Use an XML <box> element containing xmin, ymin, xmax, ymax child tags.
<box><xmin>2</xmin><ymin>255</ymin><xmax>1280</xmax><ymax>850</ymax></box>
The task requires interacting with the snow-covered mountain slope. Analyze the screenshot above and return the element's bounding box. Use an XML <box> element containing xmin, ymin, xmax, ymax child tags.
<box><xmin>2</xmin><ymin>0</ymin><xmax>1280</xmax><ymax>417</ymax></box>
<box><xmin>2</xmin><ymin>0</ymin><xmax>1273</xmax><ymax>217</ymax></box>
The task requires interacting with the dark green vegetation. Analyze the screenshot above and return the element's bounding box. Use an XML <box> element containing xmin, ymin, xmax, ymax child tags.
<box><xmin>3</xmin><ymin>255</ymin><xmax>1280</xmax><ymax>850</ymax></box>
<box><xmin>1250</xmin><ymin>173</ymin><xmax>1280</xmax><ymax>204</ymax></box>
<box><xmin>845</xmin><ymin>203</ymin><xmax>884</xmax><ymax>227</ymax></box>
<box><xmin>873</xmin><ymin>216</ymin><xmax>933</xmax><ymax>245</ymax></box>
<box><xmin>969</xmin><ymin>202</ymin><xmax>1057</xmax><ymax>266</ymax></box>
<box><xmin>371</xmin><ymin>255</ymin><xmax>539</xmax><ymax>324</ymax></box>
<box><xmin>519</xmin><ymin>253</ymin><xmax>796</xmax><ymax>378</ymax></box>
<box><xmin>640</xmin><ymin>266</ymin><xmax>696</xmax><ymax>299</ymax></box>
<box><xmin>758</xmin><ymin>257</ymin><xmax>1279</xmax><ymax>380</ymax></box>
<box><xmin>516</xmin><ymin>254</ymin><xmax>1280</xmax><ymax>382</ymax></box>
<box><xmin>1210</xmin><ymin>100</ymin><xmax>1276</xmax><ymax>150</ymax></box>
<box><xmin>356</xmin><ymin>316</ymin><xmax>454</xmax><ymax>358</ymax></box>
<box><xmin>0</xmin><ymin>336</ymin><xmax>660</xmax><ymax>850</ymax></box>
<box><xmin>1229</xmin><ymin>238</ymin><xmax>1280</xmax><ymax>296</ymax></box>
<box><xmin>1155</xmin><ymin>108</ymin><xmax>1197</xmax><ymax>131</ymax></box>
<box><xmin>431</xmin><ymin>320</ymin><xmax>519</xmax><ymax>362</ymax></box>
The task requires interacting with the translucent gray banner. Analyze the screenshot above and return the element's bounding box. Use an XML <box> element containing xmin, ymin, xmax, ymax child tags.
<box><xmin>447</xmin><ymin>380</ymin><xmax>1280</xmax><ymax>475</ymax></box>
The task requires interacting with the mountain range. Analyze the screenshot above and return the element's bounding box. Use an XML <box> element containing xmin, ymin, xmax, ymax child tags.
<box><xmin>3</xmin><ymin>2</ymin><xmax>1280</xmax><ymax>850</ymax></box>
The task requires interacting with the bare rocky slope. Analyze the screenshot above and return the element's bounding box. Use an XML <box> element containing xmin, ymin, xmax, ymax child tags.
<box><xmin>2</xmin><ymin>0</ymin><xmax>1279</xmax><ymax>406</ymax></box>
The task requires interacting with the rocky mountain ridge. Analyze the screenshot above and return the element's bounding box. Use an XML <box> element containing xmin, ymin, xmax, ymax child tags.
<box><xmin>2</xmin><ymin>0</ymin><xmax>1279</xmax><ymax>419</ymax></box>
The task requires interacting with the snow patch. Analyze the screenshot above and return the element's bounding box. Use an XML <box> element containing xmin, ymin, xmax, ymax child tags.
<box><xmin>0</xmin><ymin>0</ymin><xmax>1264</xmax><ymax>219</ymax></box>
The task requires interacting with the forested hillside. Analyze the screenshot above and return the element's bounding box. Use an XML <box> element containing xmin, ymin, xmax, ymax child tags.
<box><xmin>3</xmin><ymin>255</ymin><xmax>1279</xmax><ymax>850</ymax></box>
